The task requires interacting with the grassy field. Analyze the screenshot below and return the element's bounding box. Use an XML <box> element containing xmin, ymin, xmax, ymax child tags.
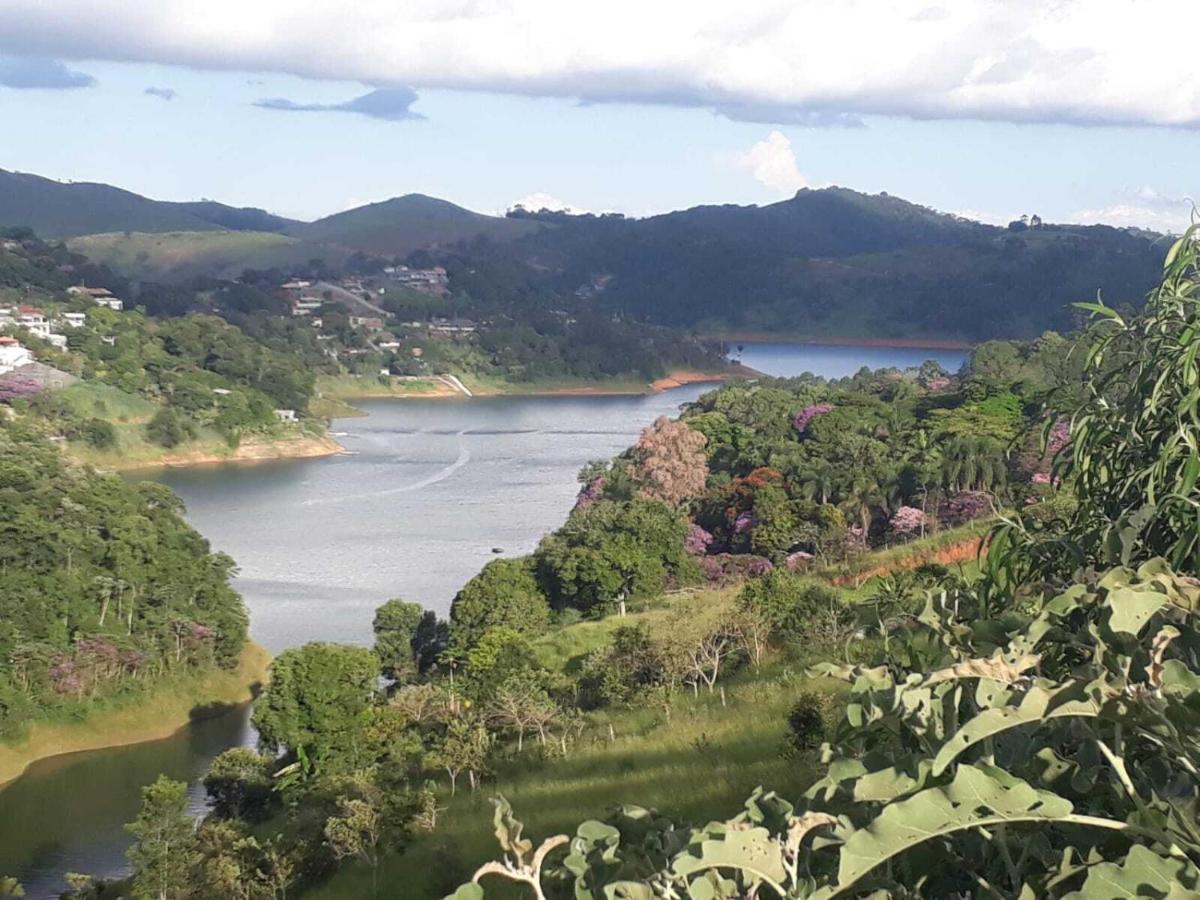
<box><xmin>66</xmin><ymin>230</ymin><xmax>347</xmax><ymax>282</ymax></box>
<box><xmin>311</xmin><ymin>582</ymin><xmax>846</xmax><ymax>899</ymax></box>
<box><xmin>313</xmin><ymin>656</ymin><xmax>831</xmax><ymax>899</ymax></box>
<box><xmin>0</xmin><ymin>642</ymin><xmax>270</xmax><ymax>787</ymax></box>
<box><xmin>307</xmin><ymin>528</ymin><xmax>992</xmax><ymax>898</ymax></box>
<box><xmin>49</xmin><ymin>380</ymin><xmax>342</xmax><ymax>469</ymax></box>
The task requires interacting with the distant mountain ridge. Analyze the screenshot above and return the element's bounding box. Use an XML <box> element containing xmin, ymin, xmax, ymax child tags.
<box><xmin>0</xmin><ymin>169</ymin><xmax>529</xmax><ymax>251</ymax></box>
<box><xmin>0</xmin><ymin>166</ymin><xmax>1166</xmax><ymax>340</ymax></box>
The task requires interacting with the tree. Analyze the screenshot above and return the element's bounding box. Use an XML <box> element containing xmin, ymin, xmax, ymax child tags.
<box><xmin>537</xmin><ymin>498</ymin><xmax>690</xmax><ymax>617</ymax></box>
<box><xmin>488</xmin><ymin>672</ymin><xmax>559</xmax><ymax>751</ymax></box>
<box><xmin>145</xmin><ymin>407</ymin><xmax>194</xmax><ymax>448</ymax></box>
<box><xmin>429</xmin><ymin>717</ymin><xmax>492</xmax><ymax>795</ymax></box>
<box><xmin>251</xmin><ymin>643</ymin><xmax>380</xmax><ymax>774</ymax></box>
<box><xmin>125</xmin><ymin>776</ymin><xmax>195</xmax><ymax>900</ymax></box>
<box><xmin>448</xmin><ymin>558</ymin><xmax>550</xmax><ymax>650</ymax></box>
<box><xmin>459</xmin><ymin>627</ymin><xmax>541</xmax><ymax>703</ymax></box>
<box><xmin>203</xmin><ymin>748</ymin><xmax>275</xmax><ymax>821</ymax></box>
<box><xmin>1000</xmin><ymin>228</ymin><xmax>1200</xmax><ymax>576</ymax></box>
<box><xmin>654</xmin><ymin>595</ymin><xmax>740</xmax><ymax>696</ymax></box>
<box><xmin>372</xmin><ymin>598</ymin><xmax>424</xmax><ymax>684</ymax></box>
<box><xmin>627</xmin><ymin>416</ymin><xmax>708</xmax><ymax>507</ymax></box>
<box><xmin>325</xmin><ymin>797</ymin><xmax>384</xmax><ymax>897</ymax></box>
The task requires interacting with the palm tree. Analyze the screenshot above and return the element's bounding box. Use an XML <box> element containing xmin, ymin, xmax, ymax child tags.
<box><xmin>800</xmin><ymin>461</ymin><xmax>837</xmax><ymax>505</ymax></box>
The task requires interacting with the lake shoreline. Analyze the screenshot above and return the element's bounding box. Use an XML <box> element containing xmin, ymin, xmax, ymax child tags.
<box><xmin>317</xmin><ymin>366</ymin><xmax>756</xmax><ymax>404</ymax></box>
<box><xmin>710</xmin><ymin>332</ymin><xmax>977</xmax><ymax>351</ymax></box>
<box><xmin>0</xmin><ymin>642</ymin><xmax>271</xmax><ymax>789</ymax></box>
<box><xmin>85</xmin><ymin>433</ymin><xmax>346</xmax><ymax>473</ymax></box>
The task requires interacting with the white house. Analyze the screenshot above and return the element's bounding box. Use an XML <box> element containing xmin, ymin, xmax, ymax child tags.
<box><xmin>0</xmin><ymin>337</ymin><xmax>32</xmax><ymax>374</ymax></box>
<box><xmin>60</xmin><ymin>312</ymin><xmax>87</xmax><ymax>328</ymax></box>
<box><xmin>14</xmin><ymin>306</ymin><xmax>50</xmax><ymax>338</ymax></box>
<box><xmin>69</xmin><ymin>286</ymin><xmax>124</xmax><ymax>311</ymax></box>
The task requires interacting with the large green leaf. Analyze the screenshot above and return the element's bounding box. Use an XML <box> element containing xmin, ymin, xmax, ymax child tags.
<box><xmin>931</xmin><ymin>681</ymin><xmax>1105</xmax><ymax>775</ymax></box>
<box><xmin>1061</xmin><ymin>844</ymin><xmax>1200</xmax><ymax>899</ymax></box>
<box><xmin>671</xmin><ymin>826</ymin><xmax>788</xmax><ymax>889</ymax></box>
<box><xmin>1106</xmin><ymin>586</ymin><xmax>1168</xmax><ymax>636</ymax></box>
<box><xmin>816</xmin><ymin>765</ymin><xmax>1078</xmax><ymax>898</ymax></box>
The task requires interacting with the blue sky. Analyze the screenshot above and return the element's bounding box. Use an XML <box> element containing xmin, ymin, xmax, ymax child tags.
<box><xmin>0</xmin><ymin>1</ymin><xmax>1195</xmax><ymax>227</ymax></box>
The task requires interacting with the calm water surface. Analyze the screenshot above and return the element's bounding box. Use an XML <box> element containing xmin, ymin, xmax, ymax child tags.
<box><xmin>0</xmin><ymin>343</ymin><xmax>966</xmax><ymax>897</ymax></box>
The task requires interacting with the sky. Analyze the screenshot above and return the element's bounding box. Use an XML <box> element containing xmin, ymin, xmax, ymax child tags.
<box><xmin>0</xmin><ymin>0</ymin><xmax>1196</xmax><ymax>228</ymax></box>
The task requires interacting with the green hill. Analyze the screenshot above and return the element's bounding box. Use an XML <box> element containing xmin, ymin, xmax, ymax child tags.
<box><xmin>0</xmin><ymin>169</ymin><xmax>301</xmax><ymax>239</ymax></box>
<box><xmin>288</xmin><ymin>193</ymin><xmax>541</xmax><ymax>255</ymax></box>
<box><xmin>66</xmin><ymin>230</ymin><xmax>348</xmax><ymax>281</ymax></box>
<box><xmin>484</xmin><ymin>187</ymin><xmax>1166</xmax><ymax>339</ymax></box>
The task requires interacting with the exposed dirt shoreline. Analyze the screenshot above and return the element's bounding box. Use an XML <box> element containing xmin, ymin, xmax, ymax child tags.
<box><xmin>107</xmin><ymin>433</ymin><xmax>345</xmax><ymax>472</ymax></box>
<box><xmin>711</xmin><ymin>332</ymin><xmax>976</xmax><ymax>351</ymax></box>
<box><xmin>0</xmin><ymin>642</ymin><xmax>271</xmax><ymax>788</ymax></box>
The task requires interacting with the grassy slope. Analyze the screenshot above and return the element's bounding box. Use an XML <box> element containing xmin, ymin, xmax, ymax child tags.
<box><xmin>316</xmin><ymin>652</ymin><xmax>826</xmax><ymax>900</ymax></box>
<box><xmin>55</xmin><ymin>381</ymin><xmax>341</xmax><ymax>470</ymax></box>
<box><xmin>312</xmin><ymin>530</ymin><xmax>989</xmax><ymax>898</ymax></box>
<box><xmin>65</xmin><ymin>230</ymin><xmax>348</xmax><ymax>282</ymax></box>
<box><xmin>0</xmin><ymin>642</ymin><xmax>271</xmax><ymax>787</ymax></box>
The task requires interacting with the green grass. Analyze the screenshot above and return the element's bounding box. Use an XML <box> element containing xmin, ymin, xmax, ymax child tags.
<box><xmin>309</xmin><ymin>541</ymin><xmax>984</xmax><ymax>898</ymax></box>
<box><xmin>312</xmin><ymin>654</ymin><xmax>832</xmax><ymax>900</ymax></box>
<box><xmin>66</xmin><ymin>230</ymin><xmax>344</xmax><ymax>281</ymax></box>
<box><xmin>59</xmin><ymin>381</ymin><xmax>159</xmax><ymax>423</ymax></box>
<box><xmin>0</xmin><ymin>642</ymin><xmax>270</xmax><ymax>787</ymax></box>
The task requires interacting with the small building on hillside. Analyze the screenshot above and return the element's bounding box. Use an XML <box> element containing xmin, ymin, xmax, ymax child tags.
<box><xmin>428</xmin><ymin>317</ymin><xmax>478</xmax><ymax>335</ymax></box>
<box><xmin>274</xmin><ymin>408</ymin><xmax>297</xmax><ymax>423</ymax></box>
<box><xmin>60</xmin><ymin>312</ymin><xmax>87</xmax><ymax>328</ymax></box>
<box><xmin>350</xmin><ymin>315</ymin><xmax>385</xmax><ymax>331</ymax></box>
<box><xmin>69</xmin><ymin>286</ymin><xmax>124</xmax><ymax>310</ymax></box>
<box><xmin>0</xmin><ymin>337</ymin><xmax>33</xmax><ymax>374</ymax></box>
<box><xmin>2</xmin><ymin>305</ymin><xmax>52</xmax><ymax>338</ymax></box>
<box><xmin>290</xmin><ymin>295</ymin><xmax>323</xmax><ymax>317</ymax></box>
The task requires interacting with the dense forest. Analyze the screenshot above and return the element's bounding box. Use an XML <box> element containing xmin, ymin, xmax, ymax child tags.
<box><xmin>0</xmin><ymin>422</ymin><xmax>248</xmax><ymax>738</ymax></box>
<box><xmin>33</xmin><ymin>236</ymin><xmax>1195</xmax><ymax>899</ymax></box>
<box><xmin>50</xmin><ymin>230</ymin><xmax>1194</xmax><ymax>900</ymax></box>
<box><xmin>475</xmin><ymin>190</ymin><xmax>1168</xmax><ymax>340</ymax></box>
<box><xmin>2</xmin><ymin>169</ymin><xmax>1170</xmax><ymax>343</ymax></box>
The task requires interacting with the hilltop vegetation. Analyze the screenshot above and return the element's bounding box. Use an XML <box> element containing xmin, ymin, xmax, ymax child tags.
<box><xmin>0</xmin><ymin>168</ymin><xmax>1168</xmax><ymax>342</ymax></box>
<box><xmin>286</xmin><ymin>194</ymin><xmax>539</xmax><ymax>256</ymax></box>
<box><xmin>0</xmin><ymin>169</ymin><xmax>301</xmax><ymax>238</ymax></box>
<box><xmin>0</xmin><ymin>423</ymin><xmax>249</xmax><ymax>740</ymax></box>
<box><xmin>57</xmin><ymin>233</ymin><xmax>1198</xmax><ymax>900</ymax></box>
<box><xmin>482</xmin><ymin>189</ymin><xmax>1165</xmax><ymax>339</ymax></box>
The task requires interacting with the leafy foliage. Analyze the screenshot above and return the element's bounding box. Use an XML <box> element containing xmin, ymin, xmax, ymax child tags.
<box><xmin>0</xmin><ymin>424</ymin><xmax>247</xmax><ymax>737</ymax></box>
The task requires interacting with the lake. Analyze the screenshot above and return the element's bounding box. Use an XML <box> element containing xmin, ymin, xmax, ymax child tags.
<box><xmin>0</xmin><ymin>342</ymin><xmax>966</xmax><ymax>897</ymax></box>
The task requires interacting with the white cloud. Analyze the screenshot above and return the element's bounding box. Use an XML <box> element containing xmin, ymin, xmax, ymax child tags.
<box><xmin>2</xmin><ymin>1</ymin><xmax>1199</xmax><ymax>128</ymax></box>
<box><xmin>738</xmin><ymin>131</ymin><xmax>808</xmax><ymax>196</ymax></box>
<box><xmin>953</xmin><ymin>209</ymin><xmax>1020</xmax><ymax>226</ymax></box>
<box><xmin>1072</xmin><ymin>185</ymin><xmax>1196</xmax><ymax>233</ymax></box>
<box><xmin>509</xmin><ymin>192</ymin><xmax>587</xmax><ymax>214</ymax></box>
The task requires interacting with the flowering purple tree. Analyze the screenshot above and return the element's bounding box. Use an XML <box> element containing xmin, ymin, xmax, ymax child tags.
<box><xmin>684</xmin><ymin>523</ymin><xmax>714</xmax><ymax>555</ymax></box>
<box><xmin>785</xmin><ymin>550</ymin><xmax>814</xmax><ymax>570</ymax></box>
<box><xmin>573</xmin><ymin>476</ymin><xmax>606</xmax><ymax>511</ymax></box>
<box><xmin>0</xmin><ymin>376</ymin><xmax>42</xmax><ymax>402</ymax></box>
<box><xmin>793</xmin><ymin>403</ymin><xmax>834</xmax><ymax>434</ymax></box>
<box><xmin>889</xmin><ymin>506</ymin><xmax>927</xmax><ymax>539</ymax></box>
<box><xmin>942</xmin><ymin>491</ymin><xmax>993</xmax><ymax>525</ymax></box>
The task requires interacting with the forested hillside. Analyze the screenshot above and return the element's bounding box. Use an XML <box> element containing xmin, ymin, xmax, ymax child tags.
<box><xmin>58</xmin><ymin>232</ymin><xmax>1198</xmax><ymax>900</ymax></box>
<box><xmin>0</xmin><ymin>424</ymin><xmax>248</xmax><ymax>738</ymax></box>
<box><xmin>0</xmin><ymin>167</ymin><xmax>1167</xmax><ymax>342</ymax></box>
<box><xmin>484</xmin><ymin>189</ymin><xmax>1166</xmax><ymax>339</ymax></box>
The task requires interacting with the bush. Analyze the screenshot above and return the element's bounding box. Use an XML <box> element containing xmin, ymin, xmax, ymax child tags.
<box><xmin>80</xmin><ymin>417</ymin><xmax>117</xmax><ymax>449</ymax></box>
<box><xmin>146</xmin><ymin>407</ymin><xmax>195</xmax><ymax>448</ymax></box>
<box><xmin>784</xmin><ymin>691</ymin><xmax>828</xmax><ymax>754</ymax></box>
